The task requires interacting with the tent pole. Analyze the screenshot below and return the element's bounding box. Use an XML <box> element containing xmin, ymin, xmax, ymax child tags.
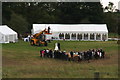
<box><xmin>76</xmin><ymin>33</ymin><xmax>78</xmax><ymax>40</ymax></box>
<box><xmin>106</xmin><ymin>34</ymin><xmax>108</xmax><ymax>41</ymax></box>
<box><xmin>88</xmin><ymin>33</ymin><xmax>90</xmax><ymax>41</ymax></box>
<box><xmin>82</xmin><ymin>34</ymin><xmax>84</xmax><ymax>40</ymax></box>
<box><xmin>94</xmin><ymin>33</ymin><xmax>96</xmax><ymax>41</ymax></box>
<box><xmin>100</xmin><ymin>34</ymin><xmax>102</xmax><ymax>41</ymax></box>
<box><xmin>70</xmin><ymin>33</ymin><xmax>71</xmax><ymax>40</ymax></box>
<box><xmin>58</xmin><ymin>33</ymin><xmax>60</xmax><ymax>40</ymax></box>
<box><xmin>64</xmin><ymin>33</ymin><xmax>65</xmax><ymax>40</ymax></box>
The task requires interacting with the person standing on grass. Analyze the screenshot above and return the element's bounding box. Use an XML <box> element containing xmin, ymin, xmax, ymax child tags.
<box><xmin>92</xmin><ymin>49</ymin><xmax>95</xmax><ymax>59</ymax></box>
<box><xmin>89</xmin><ymin>49</ymin><xmax>92</xmax><ymax>59</ymax></box>
<box><xmin>95</xmin><ymin>50</ymin><xmax>99</xmax><ymax>59</ymax></box>
<box><xmin>86</xmin><ymin>51</ymin><xmax>90</xmax><ymax>63</ymax></box>
<box><xmin>102</xmin><ymin>50</ymin><xmax>105</xmax><ymax>58</ymax></box>
<box><xmin>78</xmin><ymin>52</ymin><xmax>82</xmax><ymax>61</ymax></box>
<box><xmin>41</xmin><ymin>49</ymin><xmax>45</xmax><ymax>57</ymax></box>
<box><xmin>84</xmin><ymin>51</ymin><xmax>87</xmax><ymax>60</ymax></box>
<box><xmin>40</xmin><ymin>50</ymin><xmax>43</xmax><ymax>57</ymax></box>
<box><xmin>70</xmin><ymin>51</ymin><xmax>73</xmax><ymax>58</ymax></box>
<box><xmin>49</xmin><ymin>49</ymin><xmax>53</xmax><ymax>58</ymax></box>
<box><xmin>46</xmin><ymin>49</ymin><xmax>49</xmax><ymax>58</ymax></box>
<box><xmin>97</xmin><ymin>50</ymin><xmax>100</xmax><ymax>58</ymax></box>
<box><xmin>53</xmin><ymin>50</ymin><xmax>56</xmax><ymax>59</ymax></box>
<box><xmin>99</xmin><ymin>49</ymin><xmax>102</xmax><ymax>58</ymax></box>
<box><xmin>57</xmin><ymin>43</ymin><xmax>61</xmax><ymax>50</ymax></box>
<box><xmin>100</xmin><ymin>49</ymin><xmax>105</xmax><ymax>58</ymax></box>
<box><xmin>80</xmin><ymin>52</ymin><xmax>84</xmax><ymax>60</ymax></box>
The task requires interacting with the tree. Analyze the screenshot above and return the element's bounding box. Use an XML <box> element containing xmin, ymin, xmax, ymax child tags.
<box><xmin>2</xmin><ymin>2</ymin><xmax>105</xmax><ymax>35</ymax></box>
<box><xmin>8</xmin><ymin>12</ymin><xmax>29</xmax><ymax>35</ymax></box>
<box><xmin>103</xmin><ymin>2</ymin><xmax>118</xmax><ymax>33</ymax></box>
<box><xmin>104</xmin><ymin>2</ymin><xmax>116</xmax><ymax>12</ymax></box>
<box><xmin>55</xmin><ymin>2</ymin><xmax>104</xmax><ymax>23</ymax></box>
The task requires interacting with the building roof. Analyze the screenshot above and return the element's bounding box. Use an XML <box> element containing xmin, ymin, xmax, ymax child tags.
<box><xmin>32</xmin><ymin>24</ymin><xmax>108</xmax><ymax>34</ymax></box>
<box><xmin>0</xmin><ymin>25</ymin><xmax>17</xmax><ymax>35</ymax></box>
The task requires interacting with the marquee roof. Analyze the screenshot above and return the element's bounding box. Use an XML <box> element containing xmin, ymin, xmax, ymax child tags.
<box><xmin>32</xmin><ymin>24</ymin><xmax>108</xmax><ymax>34</ymax></box>
<box><xmin>0</xmin><ymin>25</ymin><xmax>17</xmax><ymax>35</ymax></box>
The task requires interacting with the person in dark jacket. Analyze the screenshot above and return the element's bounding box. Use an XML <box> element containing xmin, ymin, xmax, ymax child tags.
<box><xmin>94</xmin><ymin>50</ymin><xmax>99</xmax><ymax>59</ymax></box>
<box><xmin>57</xmin><ymin>43</ymin><xmax>60</xmax><ymax>50</ymax></box>
<box><xmin>40</xmin><ymin>50</ymin><xmax>43</xmax><ymax>57</ymax></box>
<box><xmin>89</xmin><ymin>49</ymin><xmax>92</xmax><ymax>59</ymax></box>
<box><xmin>86</xmin><ymin>51</ymin><xmax>90</xmax><ymax>63</ymax></box>
<box><xmin>70</xmin><ymin>51</ymin><xmax>73</xmax><ymax>58</ymax></box>
<box><xmin>102</xmin><ymin>51</ymin><xmax>105</xmax><ymax>58</ymax></box>
<box><xmin>48</xmin><ymin>26</ymin><xmax>51</xmax><ymax>33</ymax></box>
<box><xmin>54</xmin><ymin>50</ymin><xmax>57</xmax><ymax>59</ymax></box>
<box><xmin>70</xmin><ymin>51</ymin><xmax>74</xmax><ymax>61</ymax></box>
<box><xmin>84</xmin><ymin>51</ymin><xmax>87</xmax><ymax>60</ymax></box>
<box><xmin>49</xmin><ymin>49</ymin><xmax>53</xmax><ymax>58</ymax></box>
<box><xmin>100</xmin><ymin>49</ymin><xmax>105</xmax><ymax>58</ymax></box>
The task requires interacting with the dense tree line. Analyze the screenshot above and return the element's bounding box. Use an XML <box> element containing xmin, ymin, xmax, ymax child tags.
<box><xmin>2</xmin><ymin>2</ymin><xmax>119</xmax><ymax>36</ymax></box>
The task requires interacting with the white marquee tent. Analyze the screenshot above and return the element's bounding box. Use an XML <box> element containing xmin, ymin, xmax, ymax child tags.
<box><xmin>32</xmin><ymin>24</ymin><xmax>108</xmax><ymax>41</ymax></box>
<box><xmin>0</xmin><ymin>25</ymin><xmax>18</xmax><ymax>43</ymax></box>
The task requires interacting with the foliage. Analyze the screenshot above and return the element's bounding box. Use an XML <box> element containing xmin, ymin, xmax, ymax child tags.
<box><xmin>2</xmin><ymin>2</ymin><xmax>119</xmax><ymax>35</ymax></box>
<box><xmin>7</xmin><ymin>12</ymin><xmax>29</xmax><ymax>34</ymax></box>
<box><xmin>2</xmin><ymin>2</ymin><xmax>104</xmax><ymax>33</ymax></box>
<box><xmin>104</xmin><ymin>2</ymin><xmax>116</xmax><ymax>12</ymax></box>
<box><xmin>103</xmin><ymin>2</ymin><xmax>119</xmax><ymax>34</ymax></box>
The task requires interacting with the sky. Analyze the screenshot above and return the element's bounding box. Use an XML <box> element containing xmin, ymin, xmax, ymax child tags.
<box><xmin>101</xmin><ymin>0</ymin><xmax>120</xmax><ymax>9</ymax></box>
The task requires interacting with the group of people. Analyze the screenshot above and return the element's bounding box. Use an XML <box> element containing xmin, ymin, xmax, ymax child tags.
<box><xmin>40</xmin><ymin>49</ymin><xmax>69</xmax><ymax>60</ymax></box>
<box><xmin>39</xmin><ymin>48</ymin><xmax>105</xmax><ymax>62</ymax></box>
<box><xmin>69</xmin><ymin>49</ymin><xmax>105</xmax><ymax>62</ymax></box>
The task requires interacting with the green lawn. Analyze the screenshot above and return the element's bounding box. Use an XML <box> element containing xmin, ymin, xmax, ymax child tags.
<box><xmin>2</xmin><ymin>40</ymin><xmax>118</xmax><ymax>78</ymax></box>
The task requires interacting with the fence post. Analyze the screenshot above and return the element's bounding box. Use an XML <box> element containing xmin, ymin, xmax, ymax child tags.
<box><xmin>94</xmin><ymin>72</ymin><xmax>100</xmax><ymax>80</ymax></box>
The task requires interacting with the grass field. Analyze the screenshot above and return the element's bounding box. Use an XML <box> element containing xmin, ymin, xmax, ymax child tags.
<box><xmin>2</xmin><ymin>40</ymin><xmax>118</xmax><ymax>78</ymax></box>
